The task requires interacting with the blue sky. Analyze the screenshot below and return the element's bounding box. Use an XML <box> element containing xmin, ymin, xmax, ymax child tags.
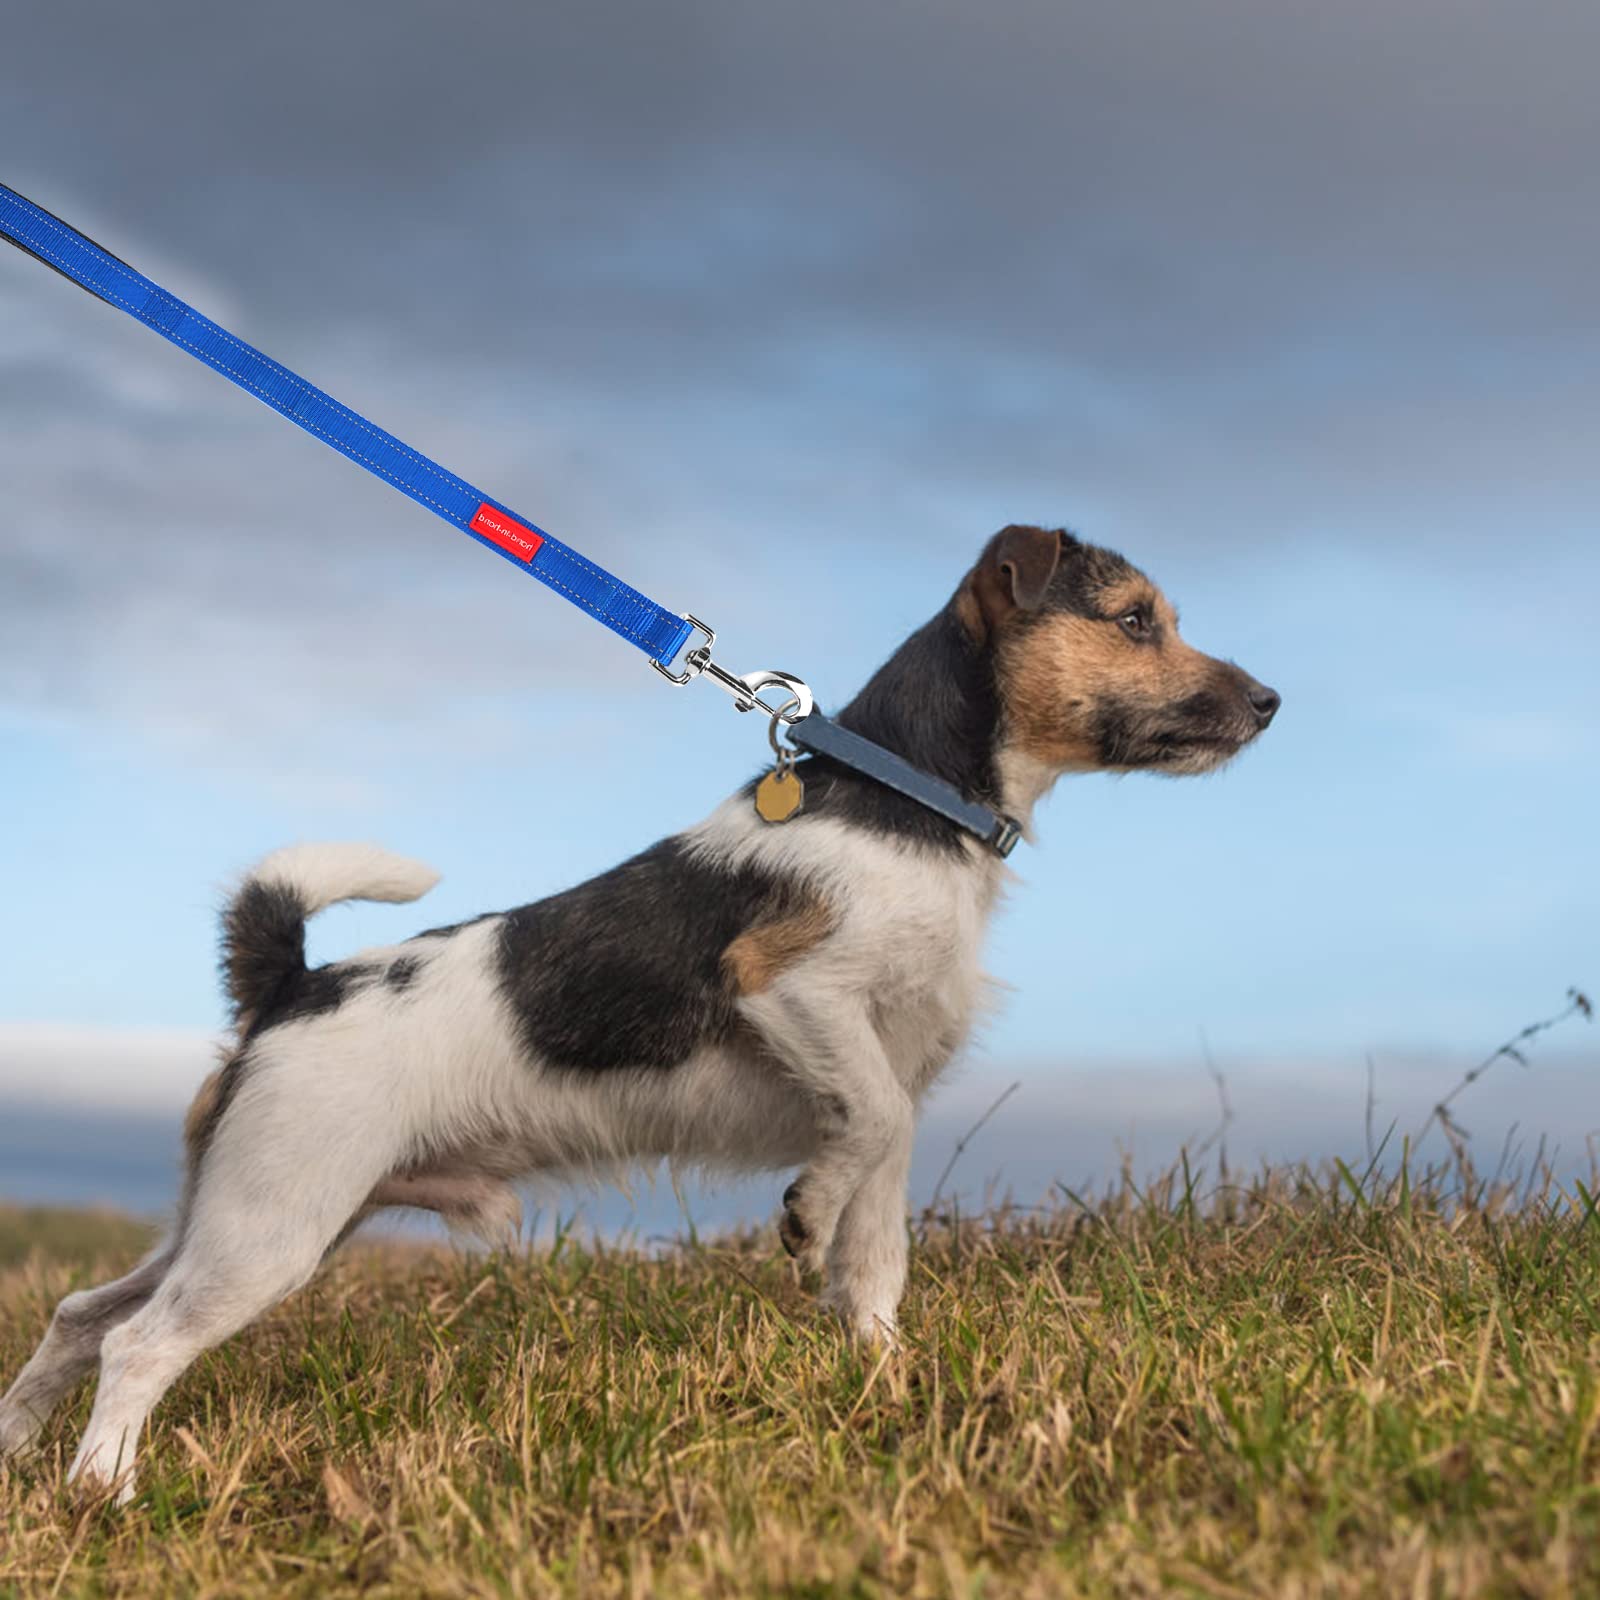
<box><xmin>1</xmin><ymin>0</ymin><xmax>1595</xmax><ymax>1163</ymax></box>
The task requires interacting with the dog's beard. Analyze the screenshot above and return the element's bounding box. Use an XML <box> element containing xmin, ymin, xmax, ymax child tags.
<box><xmin>1145</xmin><ymin>734</ymin><xmax>1251</xmax><ymax>775</ymax></box>
<box><xmin>1085</xmin><ymin>702</ymin><xmax>1258</xmax><ymax>777</ymax></box>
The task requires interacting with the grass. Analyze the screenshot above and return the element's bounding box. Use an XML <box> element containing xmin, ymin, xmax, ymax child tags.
<box><xmin>5</xmin><ymin>1149</ymin><xmax>1600</xmax><ymax>1599</ymax></box>
<box><xmin>0</xmin><ymin>1210</ymin><xmax>156</xmax><ymax>1276</ymax></box>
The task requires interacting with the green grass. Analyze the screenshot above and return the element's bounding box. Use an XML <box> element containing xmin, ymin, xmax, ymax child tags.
<box><xmin>0</xmin><ymin>1208</ymin><xmax>158</xmax><ymax>1275</ymax></box>
<box><xmin>5</xmin><ymin>1159</ymin><xmax>1600</xmax><ymax>1599</ymax></box>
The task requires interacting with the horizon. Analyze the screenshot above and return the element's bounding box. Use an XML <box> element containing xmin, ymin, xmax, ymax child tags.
<box><xmin>4</xmin><ymin>1019</ymin><xmax>1593</xmax><ymax>1229</ymax></box>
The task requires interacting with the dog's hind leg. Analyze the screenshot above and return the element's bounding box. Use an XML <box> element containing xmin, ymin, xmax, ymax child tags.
<box><xmin>365</xmin><ymin>1171</ymin><xmax>523</xmax><ymax>1249</ymax></box>
<box><xmin>0</xmin><ymin>1246</ymin><xmax>175</xmax><ymax>1457</ymax></box>
<box><xmin>67</xmin><ymin>1062</ymin><xmax>403</xmax><ymax>1503</ymax></box>
<box><xmin>68</xmin><ymin>1198</ymin><xmax>381</xmax><ymax>1502</ymax></box>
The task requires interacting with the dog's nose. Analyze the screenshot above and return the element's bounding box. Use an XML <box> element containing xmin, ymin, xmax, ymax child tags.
<box><xmin>1247</xmin><ymin>683</ymin><xmax>1281</xmax><ymax>727</ymax></box>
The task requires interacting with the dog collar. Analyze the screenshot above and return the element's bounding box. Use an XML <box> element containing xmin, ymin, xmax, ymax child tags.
<box><xmin>785</xmin><ymin>712</ymin><xmax>1024</xmax><ymax>858</ymax></box>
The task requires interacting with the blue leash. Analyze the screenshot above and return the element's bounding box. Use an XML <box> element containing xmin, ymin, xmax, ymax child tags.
<box><xmin>0</xmin><ymin>181</ymin><xmax>694</xmax><ymax>669</ymax></box>
<box><xmin>0</xmin><ymin>181</ymin><xmax>1022</xmax><ymax>856</ymax></box>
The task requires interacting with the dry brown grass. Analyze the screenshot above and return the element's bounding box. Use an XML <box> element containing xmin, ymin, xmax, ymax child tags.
<box><xmin>4</xmin><ymin>1156</ymin><xmax>1600</xmax><ymax>1598</ymax></box>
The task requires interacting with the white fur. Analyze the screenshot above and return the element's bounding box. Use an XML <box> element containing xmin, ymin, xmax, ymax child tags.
<box><xmin>248</xmin><ymin>841</ymin><xmax>440</xmax><ymax>914</ymax></box>
<box><xmin>995</xmin><ymin>744</ymin><xmax>1104</xmax><ymax>832</ymax></box>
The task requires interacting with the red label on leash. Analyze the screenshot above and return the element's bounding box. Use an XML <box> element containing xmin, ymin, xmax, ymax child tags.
<box><xmin>470</xmin><ymin>503</ymin><xmax>544</xmax><ymax>563</ymax></box>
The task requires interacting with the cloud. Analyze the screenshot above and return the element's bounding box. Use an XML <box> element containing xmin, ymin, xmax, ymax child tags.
<box><xmin>3</xmin><ymin>0</ymin><xmax>1598</xmax><ymax>788</ymax></box>
<box><xmin>9</xmin><ymin>0</ymin><xmax>1599</xmax><ymax>498</ymax></box>
<box><xmin>0</xmin><ymin>1022</ymin><xmax>216</xmax><ymax>1116</ymax></box>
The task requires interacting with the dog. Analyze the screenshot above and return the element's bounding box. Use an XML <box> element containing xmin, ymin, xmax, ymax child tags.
<box><xmin>0</xmin><ymin>523</ymin><xmax>1278</xmax><ymax>1501</ymax></box>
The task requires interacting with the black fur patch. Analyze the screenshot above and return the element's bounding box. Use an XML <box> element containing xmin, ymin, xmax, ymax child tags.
<box><xmin>269</xmin><ymin>963</ymin><xmax>373</xmax><ymax>1029</ymax></box>
<box><xmin>410</xmin><ymin>911</ymin><xmax>497</xmax><ymax>941</ymax></box>
<box><xmin>1090</xmin><ymin>677</ymin><xmax>1258</xmax><ymax>769</ymax></box>
<box><xmin>385</xmin><ymin>956</ymin><xmax>422</xmax><ymax>991</ymax></box>
<box><xmin>757</xmin><ymin>606</ymin><xmax>1005</xmax><ymax>855</ymax></box>
<box><xmin>1036</xmin><ymin>535</ymin><xmax>1140</xmax><ymax>619</ymax></box>
<box><xmin>220</xmin><ymin>880</ymin><xmax>307</xmax><ymax>1023</ymax></box>
<box><xmin>221</xmin><ymin>877</ymin><xmax>378</xmax><ymax>1041</ymax></box>
<box><xmin>494</xmin><ymin>838</ymin><xmax>809</xmax><ymax>1071</ymax></box>
<box><xmin>231</xmin><ymin>964</ymin><xmax>380</xmax><ymax>1047</ymax></box>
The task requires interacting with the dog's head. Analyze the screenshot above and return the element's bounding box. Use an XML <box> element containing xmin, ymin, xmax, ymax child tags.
<box><xmin>954</xmin><ymin>525</ymin><xmax>1279</xmax><ymax>778</ymax></box>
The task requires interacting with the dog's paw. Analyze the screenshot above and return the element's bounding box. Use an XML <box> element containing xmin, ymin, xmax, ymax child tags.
<box><xmin>820</xmin><ymin>1285</ymin><xmax>902</xmax><ymax>1348</ymax></box>
<box><xmin>0</xmin><ymin>1397</ymin><xmax>45</xmax><ymax>1458</ymax></box>
<box><xmin>447</xmin><ymin>1181</ymin><xmax>524</xmax><ymax>1252</ymax></box>
<box><xmin>842</xmin><ymin>1305</ymin><xmax>903</xmax><ymax>1349</ymax></box>
<box><xmin>67</xmin><ymin>1445</ymin><xmax>139</xmax><ymax>1508</ymax></box>
<box><xmin>779</xmin><ymin>1178</ymin><xmax>834</xmax><ymax>1271</ymax></box>
<box><xmin>778</xmin><ymin>1180</ymin><xmax>810</xmax><ymax>1260</ymax></box>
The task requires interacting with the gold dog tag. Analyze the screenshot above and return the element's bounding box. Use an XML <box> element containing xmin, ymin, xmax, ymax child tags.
<box><xmin>755</xmin><ymin>769</ymin><xmax>804</xmax><ymax>823</ymax></box>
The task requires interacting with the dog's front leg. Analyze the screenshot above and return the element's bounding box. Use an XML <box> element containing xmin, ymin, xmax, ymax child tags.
<box><xmin>738</xmin><ymin>985</ymin><xmax>913</xmax><ymax>1328</ymax></box>
<box><xmin>821</xmin><ymin>1114</ymin><xmax>913</xmax><ymax>1342</ymax></box>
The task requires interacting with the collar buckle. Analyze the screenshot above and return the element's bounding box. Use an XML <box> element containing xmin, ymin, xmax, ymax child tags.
<box><xmin>990</xmin><ymin>816</ymin><xmax>1024</xmax><ymax>858</ymax></box>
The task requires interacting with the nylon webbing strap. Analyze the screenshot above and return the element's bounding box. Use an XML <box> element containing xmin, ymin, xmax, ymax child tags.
<box><xmin>787</xmin><ymin>711</ymin><xmax>1023</xmax><ymax>857</ymax></box>
<box><xmin>0</xmin><ymin>182</ymin><xmax>694</xmax><ymax>668</ymax></box>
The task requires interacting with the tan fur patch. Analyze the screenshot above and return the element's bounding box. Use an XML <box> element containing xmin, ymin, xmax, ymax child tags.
<box><xmin>1097</xmin><ymin>580</ymin><xmax>1155</xmax><ymax>620</ymax></box>
<box><xmin>182</xmin><ymin>1067</ymin><xmax>225</xmax><ymax>1160</ymax></box>
<box><xmin>953</xmin><ymin>525</ymin><xmax>1064</xmax><ymax>643</ymax></box>
<box><xmin>722</xmin><ymin>897</ymin><xmax>836</xmax><ymax>995</ymax></box>
<box><xmin>953</xmin><ymin>580</ymin><xmax>987</xmax><ymax>643</ymax></box>
<box><xmin>998</xmin><ymin>592</ymin><xmax>1215</xmax><ymax>767</ymax></box>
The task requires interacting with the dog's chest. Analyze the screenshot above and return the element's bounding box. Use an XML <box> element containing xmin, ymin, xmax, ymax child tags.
<box><xmin>684</xmin><ymin>798</ymin><xmax>1005</xmax><ymax>1088</ymax></box>
<box><xmin>811</xmin><ymin>831</ymin><xmax>1002</xmax><ymax>1089</ymax></box>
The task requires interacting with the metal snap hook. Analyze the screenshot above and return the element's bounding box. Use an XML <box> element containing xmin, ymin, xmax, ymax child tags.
<box><xmin>738</xmin><ymin>671</ymin><xmax>813</xmax><ymax>723</ymax></box>
<box><xmin>650</xmin><ymin>615</ymin><xmax>814</xmax><ymax>722</ymax></box>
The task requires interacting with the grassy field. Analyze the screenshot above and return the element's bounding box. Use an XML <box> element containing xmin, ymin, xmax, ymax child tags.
<box><xmin>4</xmin><ymin>1149</ymin><xmax>1600</xmax><ymax>1600</ymax></box>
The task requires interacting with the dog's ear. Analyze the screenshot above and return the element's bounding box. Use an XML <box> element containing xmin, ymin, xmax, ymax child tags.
<box><xmin>954</xmin><ymin>525</ymin><xmax>1064</xmax><ymax>644</ymax></box>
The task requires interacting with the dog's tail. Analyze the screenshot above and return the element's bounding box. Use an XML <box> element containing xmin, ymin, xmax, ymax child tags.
<box><xmin>219</xmin><ymin>843</ymin><xmax>441</xmax><ymax>1027</ymax></box>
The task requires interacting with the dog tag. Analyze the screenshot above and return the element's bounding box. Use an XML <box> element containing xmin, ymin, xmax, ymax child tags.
<box><xmin>755</xmin><ymin>769</ymin><xmax>804</xmax><ymax>823</ymax></box>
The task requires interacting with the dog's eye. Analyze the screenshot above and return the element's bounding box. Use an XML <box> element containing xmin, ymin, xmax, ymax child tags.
<box><xmin>1118</xmin><ymin>610</ymin><xmax>1150</xmax><ymax>640</ymax></box>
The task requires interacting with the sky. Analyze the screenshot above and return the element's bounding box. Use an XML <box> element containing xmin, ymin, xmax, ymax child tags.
<box><xmin>0</xmin><ymin>0</ymin><xmax>1596</xmax><ymax>1212</ymax></box>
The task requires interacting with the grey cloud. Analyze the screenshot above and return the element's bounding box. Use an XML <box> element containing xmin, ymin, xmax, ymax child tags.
<box><xmin>3</xmin><ymin>0</ymin><xmax>1598</xmax><ymax>774</ymax></box>
<box><xmin>13</xmin><ymin>2</ymin><xmax>1597</xmax><ymax>331</ymax></box>
<box><xmin>10</xmin><ymin>0</ymin><xmax>1599</xmax><ymax>514</ymax></box>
